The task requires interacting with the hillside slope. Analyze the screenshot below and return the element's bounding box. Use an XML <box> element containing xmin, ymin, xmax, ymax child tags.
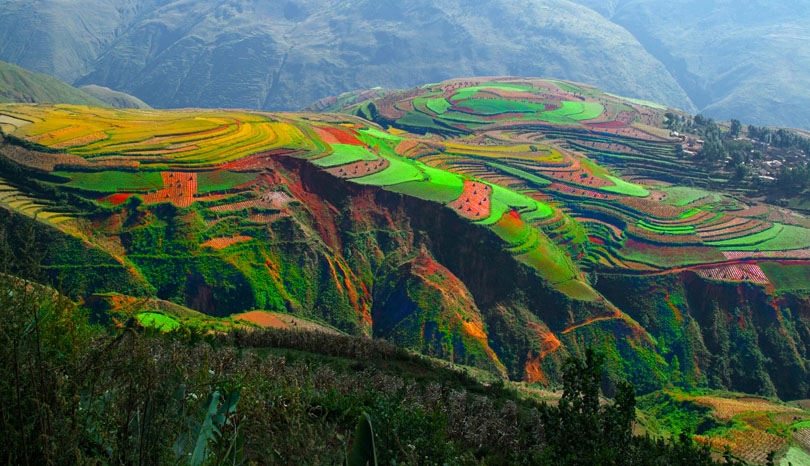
<box><xmin>572</xmin><ymin>0</ymin><xmax>810</xmax><ymax>129</ymax></box>
<box><xmin>0</xmin><ymin>60</ymin><xmax>108</xmax><ymax>106</ymax></box>
<box><xmin>0</xmin><ymin>0</ymin><xmax>693</xmax><ymax>112</ymax></box>
<box><xmin>78</xmin><ymin>84</ymin><xmax>151</xmax><ymax>109</ymax></box>
<box><xmin>1</xmin><ymin>78</ymin><xmax>809</xmax><ymax>402</ymax></box>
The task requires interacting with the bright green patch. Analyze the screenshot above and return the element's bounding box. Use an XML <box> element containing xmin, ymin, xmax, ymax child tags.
<box><xmin>197</xmin><ymin>171</ymin><xmax>257</xmax><ymax>193</ymax></box>
<box><xmin>425</xmin><ymin>98</ymin><xmax>453</xmax><ymax>115</ymax></box>
<box><xmin>638</xmin><ymin>220</ymin><xmax>696</xmax><ymax>235</ymax></box>
<box><xmin>540</xmin><ymin>101</ymin><xmax>604</xmax><ymax>123</ymax></box>
<box><xmin>352</xmin><ymin>154</ymin><xmax>425</xmax><ymax>186</ymax></box>
<box><xmin>476</xmin><ymin>184</ymin><xmax>552</xmax><ymax>226</ymax></box>
<box><xmin>759</xmin><ymin>262</ymin><xmax>810</xmax><ymax>291</ymax></box>
<box><xmin>451</xmin><ymin>83</ymin><xmax>538</xmax><ymax>102</ymax></box>
<box><xmin>602</xmin><ymin>175</ymin><xmax>650</xmax><ymax>197</ymax></box>
<box><xmin>780</xmin><ymin>447</ymin><xmax>810</xmax><ymax>466</ymax></box>
<box><xmin>385</xmin><ymin>163</ymin><xmax>464</xmax><ymax>203</ymax></box>
<box><xmin>386</xmin><ymin>180</ymin><xmax>461</xmax><ymax>203</ymax></box>
<box><xmin>312</xmin><ymin>144</ymin><xmax>378</xmax><ymax>167</ymax></box>
<box><xmin>54</xmin><ymin>170</ymin><xmax>164</xmax><ymax>192</ymax></box>
<box><xmin>662</xmin><ymin>186</ymin><xmax>715</xmax><ymax>207</ymax></box>
<box><xmin>357</xmin><ymin>126</ymin><xmax>404</xmax><ymax>142</ymax></box>
<box><xmin>454</xmin><ymin>98</ymin><xmax>549</xmax><ymax>116</ymax></box>
<box><xmin>136</xmin><ymin>312</ymin><xmax>180</xmax><ymax>331</ymax></box>
<box><xmin>487</xmin><ymin>162</ymin><xmax>552</xmax><ymax>187</ymax></box>
<box><xmin>708</xmin><ymin>224</ymin><xmax>810</xmax><ymax>251</ymax></box>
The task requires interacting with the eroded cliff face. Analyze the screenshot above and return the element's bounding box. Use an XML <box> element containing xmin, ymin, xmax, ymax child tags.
<box><xmin>13</xmin><ymin>151</ymin><xmax>808</xmax><ymax>396</ymax></box>
<box><xmin>3</xmin><ymin>152</ymin><xmax>671</xmax><ymax>386</ymax></box>
<box><xmin>598</xmin><ymin>272</ymin><xmax>810</xmax><ymax>399</ymax></box>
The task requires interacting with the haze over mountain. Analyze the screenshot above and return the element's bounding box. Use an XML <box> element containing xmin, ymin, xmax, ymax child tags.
<box><xmin>572</xmin><ymin>0</ymin><xmax>810</xmax><ymax>129</ymax></box>
<box><xmin>0</xmin><ymin>0</ymin><xmax>694</xmax><ymax>113</ymax></box>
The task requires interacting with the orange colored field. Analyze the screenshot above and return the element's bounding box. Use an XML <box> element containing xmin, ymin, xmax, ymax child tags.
<box><xmin>690</xmin><ymin>395</ymin><xmax>801</xmax><ymax>421</ymax></box>
<box><xmin>448</xmin><ymin>180</ymin><xmax>491</xmax><ymax>219</ymax></box>
<box><xmin>232</xmin><ymin>311</ymin><xmax>289</xmax><ymax>329</ymax></box>
<box><xmin>201</xmin><ymin>236</ymin><xmax>252</xmax><ymax>250</ymax></box>
<box><xmin>315</xmin><ymin>126</ymin><xmax>362</xmax><ymax>145</ymax></box>
<box><xmin>143</xmin><ymin>172</ymin><xmax>197</xmax><ymax>207</ymax></box>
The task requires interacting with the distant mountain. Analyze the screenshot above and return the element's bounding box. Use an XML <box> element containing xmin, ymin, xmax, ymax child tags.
<box><xmin>0</xmin><ymin>0</ymin><xmax>694</xmax><ymax>113</ymax></box>
<box><xmin>571</xmin><ymin>0</ymin><xmax>810</xmax><ymax>129</ymax></box>
<box><xmin>78</xmin><ymin>85</ymin><xmax>151</xmax><ymax>109</ymax></box>
<box><xmin>0</xmin><ymin>60</ymin><xmax>108</xmax><ymax>107</ymax></box>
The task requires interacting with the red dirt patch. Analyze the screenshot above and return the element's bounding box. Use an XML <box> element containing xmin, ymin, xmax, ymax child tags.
<box><xmin>316</xmin><ymin>126</ymin><xmax>363</xmax><ymax>145</ymax></box>
<box><xmin>201</xmin><ymin>236</ymin><xmax>252</xmax><ymax>250</ymax></box>
<box><xmin>143</xmin><ymin>172</ymin><xmax>197</xmax><ymax>207</ymax></box>
<box><xmin>100</xmin><ymin>192</ymin><xmax>133</xmax><ymax>206</ymax></box>
<box><xmin>233</xmin><ymin>311</ymin><xmax>289</xmax><ymax>329</ymax></box>
<box><xmin>448</xmin><ymin>180</ymin><xmax>492</xmax><ymax>219</ymax></box>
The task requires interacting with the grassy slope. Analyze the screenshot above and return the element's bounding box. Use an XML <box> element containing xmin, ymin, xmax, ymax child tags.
<box><xmin>0</xmin><ymin>60</ymin><xmax>109</xmax><ymax>107</ymax></box>
<box><xmin>78</xmin><ymin>84</ymin><xmax>152</xmax><ymax>109</ymax></box>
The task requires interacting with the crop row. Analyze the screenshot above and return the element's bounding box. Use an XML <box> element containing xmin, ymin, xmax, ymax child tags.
<box><xmin>695</xmin><ymin>430</ymin><xmax>786</xmax><ymax>464</ymax></box>
<box><xmin>723</xmin><ymin>249</ymin><xmax>810</xmax><ymax>260</ymax></box>
<box><xmin>695</xmin><ymin>264</ymin><xmax>770</xmax><ymax>284</ymax></box>
<box><xmin>0</xmin><ymin>182</ymin><xmax>72</xmax><ymax>223</ymax></box>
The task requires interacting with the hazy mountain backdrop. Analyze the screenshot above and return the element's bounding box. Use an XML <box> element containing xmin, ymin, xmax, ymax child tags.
<box><xmin>571</xmin><ymin>0</ymin><xmax>810</xmax><ymax>129</ymax></box>
<box><xmin>0</xmin><ymin>0</ymin><xmax>692</xmax><ymax>112</ymax></box>
<box><xmin>0</xmin><ymin>0</ymin><xmax>807</xmax><ymax>126</ymax></box>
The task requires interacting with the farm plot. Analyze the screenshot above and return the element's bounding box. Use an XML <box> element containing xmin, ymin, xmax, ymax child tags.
<box><xmin>201</xmin><ymin>236</ymin><xmax>253</xmax><ymax>250</ymax></box>
<box><xmin>0</xmin><ymin>181</ymin><xmax>72</xmax><ymax>223</ymax></box>
<box><xmin>312</xmin><ymin>144</ymin><xmax>379</xmax><ymax>167</ymax></box>
<box><xmin>2</xmin><ymin>105</ymin><xmax>313</xmax><ymax>168</ymax></box>
<box><xmin>661</xmin><ymin>186</ymin><xmax>719</xmax><ymax>206</ymax></box>
<box><xmin>196</xmin><ymin>170</ymin><xmax>258</xmax><ymax>193</ymax></box>
<box><xmin>758</xmin><ymin>263</ymin><xmax>810</xmax><ymax>291</ymax></box>
<box><xmin>142</xmin><ymin>172</ymin><xmax>198</xmax><ymax>207</ymax></box>
<box><xmin>136</xmin><ymin>312</ymin><xmax>180</xmax><ymax>332</ymax></box>
<box><xmin>695</xmin><ymin>430</ymin><xmax>787</xmax><ymax>465</ymax></box>
<box><xmin>385</xmin><ymin>163</ymin><xmax>464</xmax><ymax>203</ymax></box>
<box><xmin>326</xmin><ymin>157</ymin><xmax>389</xmax><ymax>179</ymax></box>
<box><xmin>448</xmin><ymin>180</ymin><xmax>491</xmax><ymax>220</ymax></box>
<box><xmin>53</xmin><ymin>170</ymin><xmax>164</xmax><ymax>193</ymax></box>
<box><xmin>695</xmin><ymin>264</ymin><xmax>770</xmax><ymax>285</ymax></box>
<box><xmin>350</xmin><ymin>154</ymin><xmax>425</xmax><ymax>186</ymax></box>
<box><xmin>707</xmin><ymin>224</ymin><xmax>810</xmax><ymax>251</ymax></box>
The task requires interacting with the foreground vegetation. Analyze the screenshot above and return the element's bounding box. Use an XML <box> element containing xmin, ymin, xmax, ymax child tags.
<box><xmin>0</xmin><ymin>271</ymin><xmax>748</xmax><ymax>465</ymax></box>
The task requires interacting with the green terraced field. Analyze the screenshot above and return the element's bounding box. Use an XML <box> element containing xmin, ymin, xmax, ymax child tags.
<box><xmin>54</xmin><ymin>170</ymin><xmax>164</xmax><ymax>192</ymax></box>
<box><xmin>4</xmin><ymin>77</ymin><xmax>810</xmax><ymax>323</ymax></box>
<box><xmin>352</xmin><ymin>154</ymin><xmax>425</xmax><ymax>186</ymax></box>
<box><xmin>760</xmin><ymin>263</ymin><xmax>810</xmax><ymax>291</ymax></box>
<box><xmin>662</xmin><ymin>186</ymin><xmax>716</xmax><ymax>206</ymax></box>
<box><xmin>312</xmin><ymin>144</ymin><xmax>379</xmax><ymax>167</ymax></box>
<box><xmin>197</xmin><ymin>171</ymin><xmax>257</xmax><ymax>192</ymax></box>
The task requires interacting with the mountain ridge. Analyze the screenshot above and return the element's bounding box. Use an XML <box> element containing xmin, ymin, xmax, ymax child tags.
<box><xmin>0</xmin><ymin>0</ymin><xmax>695</xmax><ymax>113</ymax></box>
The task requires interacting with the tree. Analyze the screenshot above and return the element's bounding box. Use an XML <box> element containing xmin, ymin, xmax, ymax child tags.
<box><xmin>537</xmin><ymin>349</ymin><xmax>744</xmax><ymax>465</ymax></box>
<box><xmin>730</xmin><ymin>119</ymin><xmax>742</xmax><ymax>138</ymax></box>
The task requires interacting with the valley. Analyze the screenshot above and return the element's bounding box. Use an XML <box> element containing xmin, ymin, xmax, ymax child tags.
<box><xmin>2</xmin><ymin>77</ymin><xmax>810</xmax><ymax>463</ymax></box>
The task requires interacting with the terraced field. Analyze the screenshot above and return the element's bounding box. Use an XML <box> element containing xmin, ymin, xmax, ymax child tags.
<box><xmin>346</xmin><ymin>78</ymin><xmax>810</xmax><ymax>289</ymax></box>
<box><xmin>3</xmin><ymin>78</ymin><xmax>810</xmax><ymax>300</ymax></box>
<box><xmin>3</xmin><ymin>80</ymin><xmax>810</xmax><ymax>465</ymax></box>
